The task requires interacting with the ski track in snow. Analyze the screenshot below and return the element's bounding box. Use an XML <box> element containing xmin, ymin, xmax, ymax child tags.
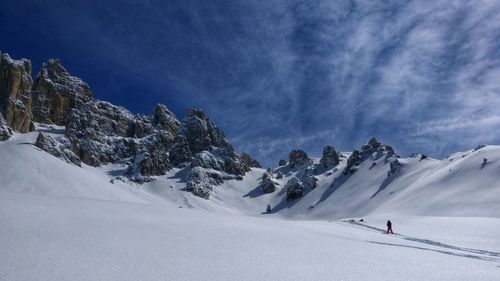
<box><xmin>337</xmin><ymin>220</ymin><xmax>500</xmax><ymax>263</ymax></box>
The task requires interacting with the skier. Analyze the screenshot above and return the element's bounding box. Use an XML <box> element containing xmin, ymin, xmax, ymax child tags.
<box><xmin>266</xmin><ymin>204</ymin><xmax>271</xmax><ymax>214</ymax></box>
<box><xmin>386</xmin><ymin>220</ymin><xmax>394</xmax><ymax>234</ymax></box>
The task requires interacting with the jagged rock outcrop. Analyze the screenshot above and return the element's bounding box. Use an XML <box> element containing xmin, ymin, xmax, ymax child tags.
<box><xmin>65</xmin><ymin>101</ymin><xmax>145</xmax><ymax>166</ymax></box>
<box><xmin>181</xmin><ymin>109</ymin><xmax>227</xmax><ymax>154</ymax></box>
<box><xmin>32</xmin><ymin>59</ymin><xmax>92</xmax><ymax>125</ymax></box>
<box><xmin>152</xmin><ymin>104</ymin><xmax>179</xmax><ymax>133</ymax></box>
<box><xmin>344</xmin><ymin>150</ymin><xmax>363</xmax><ymax>175</ymax></box>
<box><xmin>169</xmin><ymin>134</ymin><xmax>192</xmax><ymax>166</ymax></box>
<box><xmin>278</xmin><ymin>159</ymin><xmax>287</xmax><ymax>166</ymax></box>
<box><xmin>344</xmin><ymin>137</ymin><xmax>398</xmax><ymax>175</ymax></box>
<box><xmin>0</xmin><ymin>115</ymin><xmax>12</xmax><ymax>141</ymax></box>
<box><xmin>360</xmin><ymin>137</ymin><xmax>397</xmax><ymax>159</ymax></box>
<box><xmin>0</xmin><ymin>53</ymin><xmax>33</xmax><ymax>133</ymax></box>
<box><xmin>180</xmin><ymin>108</ymin><xmax>248</xmax><ymax>176</ymax></box>
<box><xmin>240</xmin><ymin>152</ymin><xmax>261</xmax><ymax>169</ymax></box>
<box><xmin>185</xmin><ymin>167</ymin><xmax>237</xmax><ymax>199</ymax></box>
<box><xmin>302</xmin><ymin>166</ymin><xmax>318</xmax><ymax>189</ymax></box>
<box><xmin>138</xmin><ymin>149</ymin><xmax>172</xmax><ymax>176</ymax></box>
<box><xmin>320</xmin><ymin>145</ymin><xmax>339</xmax><ymax>168</ymax></box>
<box><xmin>286</xmin><ymin>177</ymin><xmax>305</xmax><ymax>201</ymax></box>
<box><xmin>288</xmin><ymin>149</ymin><xmax>313</xmax><ymax>168</ymax></box>
<box><xmin>35</xmin><ymin>132</ymin><xmax>81</xmax><ymax>165</ymax></box>
<box><xmin>387</xmin><ymin>159</ymin><xmax>402</xmax><ymax>177</ymax></box>
<box><xmin>0</xmin><ymin>53</ymin><xmax>254</xmax><ymax>199</ymax></box>
<box><xmin>63</xmin><ymin>100</ymin><xmax>178</xmax><ymax>168</ymax></box>
<box><xmin>260</xmin><ymin>172</ymin><xmax>277</xmax><ymax>193</ymax></box>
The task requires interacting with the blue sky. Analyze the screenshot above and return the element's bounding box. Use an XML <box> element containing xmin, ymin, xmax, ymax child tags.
<box><xmin>2</xmin><ymin>0</ymin><xmax>500</xmax><ymax>166</ymax></box>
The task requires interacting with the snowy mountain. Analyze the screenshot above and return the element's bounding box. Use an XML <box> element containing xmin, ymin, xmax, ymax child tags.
<box><xmin>1</xmin><ymin>51</ymin><xmax>498</xmax><ymax>219</ymax></box>
<box><xmin>1</xmin><ymin>52</ymin><xmax>500</xmax><ymax>280</ymax></box>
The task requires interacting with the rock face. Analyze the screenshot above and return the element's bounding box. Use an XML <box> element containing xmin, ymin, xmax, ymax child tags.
<box><xmin>387</xmin><ymin>159</ymin><xmax>402</xmax><ymax>177</ymax></box>
<box><xmin>302</xmin><ymin>167</ymin><xmax>318</xmax><ymax>189</ymax></box>
<box><xmin>0</xmin><ymin>115</ymin><xmax>12</xmax><ymax>140</ymax></box>
<box><xmin>180</xmin><ymin>108</ymin><xmax>247</xmax><ymax>175</ymax></box>
<box><xmin>32</xmin><ymin>59</ymin><xmax>92</xmax><ymax>125</ymax></box>
<box><xmin>320</xmin><ymin>145</ymin><xmax>339</xmax><ymax>168</ymax></box>
<box><xmin>0</xmin><ymin>53</ymin><xmax>33</xmax><ymax>133</ymax></box>
<box><xmin>35</xmin><ymin>132</ymin><xmax>81</xmax><ymax>165</ymax></box>
<box><xmin>344</xmin><ymin>137</ymin><xmax>397</xmax><ymax>175</ymax></box>
<box><xmin>260</xmin><ymin>172</ymin><xmax>277</xmax><ymax>193</ymax></box>
<box><xmin>0</xmin><ymin>52</ymin><xmax>258</xmax><ymax>199</ymax></box>
<box><xmin>240</xmin><ymin>152</ymin><xmax>261</xmax><ymax>169</ymax></box>
<box><xmin>181</xmin><ymin>109</ymin><xmax>227</xmax><ymax>154</ymax></box>
<box><xmin>288</xmin><ymin>149</ymin><xmax>313</xmax><ymax>168</ymax></box>
<box><xmin>286</xmin><ymin>177</ymin><xmax>305</xmax><ymax>201</ymax></box>
<box><xmin>278</xmin><ymin>159</ymin><xmax>287</xmax><ymax>166</ymax></box>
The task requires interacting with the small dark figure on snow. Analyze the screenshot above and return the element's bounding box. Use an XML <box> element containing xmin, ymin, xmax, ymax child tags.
<box><xmin>386</xmin><ymin>220</ymin><xmax>394</xmax><ymax>234</ymax></box>
<box><xmin>266</xmin><ymin>204</ymin><xmax>272</xmax><ymax>214</ymax></box>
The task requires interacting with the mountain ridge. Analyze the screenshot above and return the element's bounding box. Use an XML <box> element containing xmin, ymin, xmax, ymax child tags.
<box><xmin>1</xmin><ymin>52</ymin><xmax>499</xmax><ymax>218</ymax></box>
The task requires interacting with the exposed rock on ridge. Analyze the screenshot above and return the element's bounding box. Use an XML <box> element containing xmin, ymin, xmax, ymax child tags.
<box><xmin>32</xmin><ymin>59</ymin><xmax>92</xmax><ymax>125</ymax></box>
<box><xmin>0</xmin><ymin>52</ymin><xmax>33</xmax><ymax>133</ymax></box>
<box><xmin>0</xmin><ymin>52</ymin><xmax>255</xmax><ymax>199</ymax></box>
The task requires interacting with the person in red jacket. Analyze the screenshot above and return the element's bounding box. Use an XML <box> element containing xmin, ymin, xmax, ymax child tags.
<box><xmin>386</xmin><ymin>220</ymin><xmax>394</xmax><ymax>234</ymax></box>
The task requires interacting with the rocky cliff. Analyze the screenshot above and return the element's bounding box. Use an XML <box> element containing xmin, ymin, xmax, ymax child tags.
<box><xmin>0</xmin><ymin>52</ymin><xmax>252</xmax><ymax>199</ymax></box>
<box><xmin>0</xmin><ymin>53</ymin><xmax>33</xmax><ymax>133</ymax></box>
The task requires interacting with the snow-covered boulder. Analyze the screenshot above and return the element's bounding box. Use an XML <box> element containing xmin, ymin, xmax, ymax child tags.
<box><xmin>260</xmin><ymin>172</ymin><xmax>277</xmax><ymax>193</ymax></box>
<box><xmin>302</xmin><ymin>166</ymin><xmax>318</xmax><ymax>189</ymax></box>
<box><xmin>286</xmin><ymin>176</ymin><xmax>305</xmax><ymax>201</ymax></box>
<box><xmin>35</xmin><ymin>132</ymin><xmax>81</xmax><ymax>166</ymax></box>
<box><xmin>320</xmin><ymin>145</ymin><xmax>339</xmax><ymax>168</ymax></box>
<box><xmin>288</xmin><ymin>149</ymin><xmax>313</xmax><ymax>168</ymax></box>
<box><xmin>387</xmin><ymin>159</ymin><xmax>402</xmax><ymax>177</ymax></box>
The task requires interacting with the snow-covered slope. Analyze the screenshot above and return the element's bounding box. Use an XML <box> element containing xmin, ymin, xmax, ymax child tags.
<box><xmin>2</xmin><ymin>125</ymin><xmax>500</xmax><ymax>281</ymax></box>
<box><xmin>2</xmin><ymin>130</ymin><xmax>500</xmax><ymax>218</ymax></box>
<box><xmin>2</xmin><ymin>189</ymin><xmax>499</xmax><ymax>281</ymax></box>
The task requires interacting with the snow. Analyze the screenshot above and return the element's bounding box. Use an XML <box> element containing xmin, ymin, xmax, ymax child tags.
<box><xmin>1</xmin><ymin>132</ymin><xmax>500</xmax><ymax>280</ymax></box>
<box><xmin>1</xmin><ymin>191</ymin><xmax>499</xmax><ymax>281</ymax></box>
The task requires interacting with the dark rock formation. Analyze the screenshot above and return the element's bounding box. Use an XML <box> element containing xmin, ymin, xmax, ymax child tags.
<box><xmin>152</xmin><ymin>104</ymin><xmax>179</xmax><ymax>133</ymax></box>
<box><xmin>278</xmin><ymin>159</ymin><xmax>287</xmax><ymax>166</ymax></box>
<box><xmin>32</xmin><ymin>59</ymin><xmax>92</xmax><ymax>125</ymax></box>
<box><xmin>344</xmin><ymin>150</ymin><xmax>363</xmax><ymax>175</ymax></box>
<box><xmin>344</xmin><ymin>137</ymin><xmax>398</xmax><ymax>175</ymax></box>
<box><xmin>387</xmin><ymin>159</ymin><xmax>402</xmax><ymax>177</ymax></box>
<box><xmin>181</xmin><ymin>109</ymin><xmax>227</xmax><ymax>154</ymax></box>
<box><xmin>35</xmin><ymin>132</ymin><xmax>81</xmax><ymax>165</ymax></box>
<box><xmin>302</xmin><ymin>167</ymin><xmax>318</xmax><ymax>189</ymax></box>
<box><xmin>288</xmin><ymin>149</ymin><xmax>313</xmax><ymax>168</ymax></box>
<box><xmin>0</xmin><ymin>53</ymin><xmax>33</xmax><ymax>133</ymax></box>
<box><xmin>260</xmin><ymin>172</ymin><xmax>277</xmax><ymax>193</ymax></box>
<box><xmin>0</xmin><ymin>53</ymin><xmax>252</xmax><ymax>199</ymax></box>
<box><xmin>240</xmin><ymin>152</ymin><xmax>261</xmax><ymax>169</ymax></box>
<box><xmin>65</xmin><ymin>101</ymin><xmax>147</xmax><ymax>166</ymax></box>
<box><xmin>481</xmin><ymin>158</ymin><xmax>488</xmax><ymax>169</ymax></box>
<box><xmin>169</xmin><ymin>134</ymin><xmax>192</xmax><ymax>166</ymax></box>
<box><xmin>320</xmin><ymin>145</ymin><xmax>339</xmax><ymax>168</ymax></box>
<box><xmin>286</xmin><ymin>177</ymin><xmax>305</xmax><ymax>201</ymax></box>
<box><xmin>0</xmin><ymin>115</ymin><xmax>12</xmax><ymax>141</ymax></box>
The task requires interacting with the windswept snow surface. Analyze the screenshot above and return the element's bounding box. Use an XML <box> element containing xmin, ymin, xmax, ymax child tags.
<box><xmin>1</xmin><ymin>191</ymin><xmax>500</xmax><ymax>281</ymax></box>
<box><xmin>1</xmin><ymin>133</ymin><xmax>500</xmax><ymax>280</ymax></box>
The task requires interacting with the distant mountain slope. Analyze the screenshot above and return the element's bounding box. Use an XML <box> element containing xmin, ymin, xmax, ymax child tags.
<box><xmin>1</xmin><ymin>52</ymin><xmax>499</xmax><ymax>218</ymax></box>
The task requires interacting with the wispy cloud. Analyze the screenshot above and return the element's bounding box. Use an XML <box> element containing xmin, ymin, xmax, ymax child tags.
<box><xmin>3</xmin><ymin>0</ymin><xmax>500</xmax><ymax>166</ymax></box>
